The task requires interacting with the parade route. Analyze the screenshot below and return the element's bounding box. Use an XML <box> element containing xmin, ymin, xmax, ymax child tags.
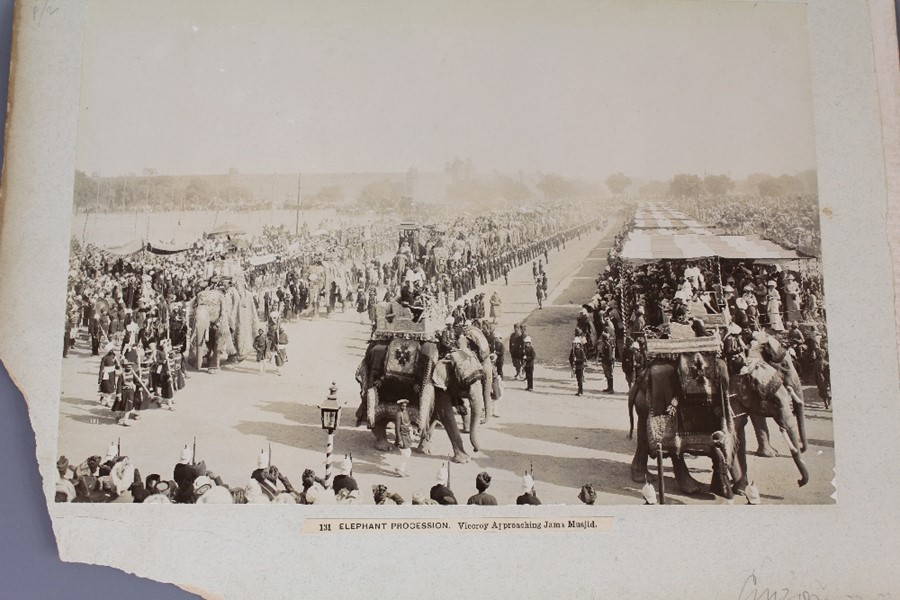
<box><xmin>58</xmin><ymin>218</ymin><xmax>835</xmax><ymax>506</ymax></box>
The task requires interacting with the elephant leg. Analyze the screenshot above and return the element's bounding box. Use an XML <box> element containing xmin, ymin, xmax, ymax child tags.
<box><xmin>366</xmin><ymin>387</ymin><xmax>378</xmax><ymax>429</ymax></box>
<box><xmin>372</xmin><ymin>419</ymin><xmax>392</xmax><ymax>452</ymax></box>
<box><xmin>670</xmin><ymin>455</ymin><xmax>703</xmax><ymax>495</ymax></box>
<box><xmin>773</xmin><ymin>396</ymin><xmax>810</xmax><ymax>487</ymax></box>
<box><xmin>355</xmin><ymin>398</ymin><xmax>366</xmax><ymax>427</ymax></box>
<box><xmin>750</xmin><ymin>413</ymin><xmax>778</xmax><ymax>457</ymax></box>
<box><xmin>630</xmin><ymin>407</ymin><xmax>653</xmax><ymax>483</ymax></box>
<box><xmin>433</xmin><ymin>390</ymin><xmax>470</xmax><ymax>463</ymax></box>
<box><xmin>417</xmin><ymin>417</ymin><xmax>436</xmax><ymax>454</ymax></box>
<box><xmin>731</xmin><ymin>415</ymin><xmax>749</xmax><ymax>494</ymax></box>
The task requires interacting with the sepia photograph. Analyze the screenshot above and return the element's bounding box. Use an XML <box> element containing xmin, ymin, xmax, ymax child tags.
<box><xmin>51</xmin><ymin>0</ymin><xmax>838</xmax><ymax>509</ymax></box>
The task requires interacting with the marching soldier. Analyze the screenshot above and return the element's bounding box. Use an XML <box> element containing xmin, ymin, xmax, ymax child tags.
<box><xmin>569</xmin><ymin>335</ymin><xmax>587</xmax><ymax>396</ymax></box>
<box><xmin>599</xmin><ymin>331</ymin><xmax>616</xmax><ymax>393</ymax></box>
<box><xmin>97</xmin><ymin>344</ymin><xmax>118</xmax><ymax>407</ymax></box>
<box><xmin>112</xmin><ymin>362</ymin><xmax>142</xmax><ymax>427</ymax></box>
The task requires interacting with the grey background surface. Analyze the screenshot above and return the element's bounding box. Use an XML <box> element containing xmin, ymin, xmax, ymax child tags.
<box><xmin>0</xmin><ymin>0</ymin><xmax>193</xmax><ymax>597</ymax></box>
<box><xmin>0</xmin><ymin>1</ymin><xmax>897</xmax><ymax>599</ymax></box>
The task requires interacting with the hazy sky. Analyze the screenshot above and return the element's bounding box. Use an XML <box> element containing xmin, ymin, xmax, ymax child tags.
<box><xmin>75</xmin><ymin>0</ymin><xmax>818</xmax><ymax>180</ymax></box>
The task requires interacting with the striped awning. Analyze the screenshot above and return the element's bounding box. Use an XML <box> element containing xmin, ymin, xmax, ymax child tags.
<box><xmin>620</xmin><ymin>231</ymin><xmax>809</xmax><ymax>261</ymax></box>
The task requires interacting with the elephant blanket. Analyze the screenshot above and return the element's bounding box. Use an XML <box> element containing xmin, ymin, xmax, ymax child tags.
<box><xmin>385</xmin><ymin>339</ymin><xmax>421</xmax><ymax>382</ymax></box>
<box><xmin>449</xmin><ymin>348</ymin><xmax>484</xmax><ymax>387</ymax></box>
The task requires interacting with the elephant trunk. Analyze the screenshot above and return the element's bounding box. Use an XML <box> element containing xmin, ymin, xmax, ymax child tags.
<box><xmin>481</xmin><ymin>358</ymin><xmax>493</xmax><ymax>424</ymax></box>
<box><xmin>779</xmin><ymin>428</ymin><xmax>810</xmax><ymax>487</ymax></box>
<box><xmin>467</xmin><ymin>380</ymin><xmax>485</xmax><ymax>452</ymax></box>
<box><xmin>793</xmin><ymin>399</ymin><xmax>808</xmax><ymax>453</ymax></box>
<box><xmin>366</xmin><ymin>387</ymin><xmax>379</xmax><ymax>430</ymax></box>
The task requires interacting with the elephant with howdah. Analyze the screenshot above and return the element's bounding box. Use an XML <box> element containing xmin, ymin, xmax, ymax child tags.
<box><xmin>628</xmin><ymin>355</ymin><xmax>809</xmax><ymax>498</ymax></box>
<box><xmin>188</xmin><ymin>286</ymin><xmax>259</xmax><ymax>371</ymax></box>
<box><xmin>355</xmin><ymin>339</ymin><xmax>485</xmax><ymax>463</ymax></box>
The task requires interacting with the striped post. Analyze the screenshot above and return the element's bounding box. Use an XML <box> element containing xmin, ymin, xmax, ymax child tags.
<box><xmin>324</xmin><ymin>431</ymin><xmax>334</xmax><ymax>489</ymax></box>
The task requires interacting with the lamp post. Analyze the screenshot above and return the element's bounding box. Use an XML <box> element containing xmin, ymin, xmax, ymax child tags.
<box><xmin>318</xmin><ymin>382</ymin><xmax>343</xmax><ymax>489</ymax></box>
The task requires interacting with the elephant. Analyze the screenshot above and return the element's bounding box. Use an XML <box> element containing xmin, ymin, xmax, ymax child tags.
<box><xmin>188</xmin><ymin>285</ymin><xmax>259</xmax><ymax>371</ymax></box>
<box><xmin>730</xmin><ymin>357</ymin><xmax>810</xmax><ymax>490</ymax></box>
<box><xmin>354</xmin><ymin>340</ymin><xmax>484</xmax><ymax>463</ymax></box>
<box><xmin>746</xmin><ymin>341</ymin><xmax>809</xmax><ymax>457</ymax></box>
<box><xmin>628</xmin><ymin>355</ymin><xmax>809</xmax><ymax>498</ymax></box>
<box><xmin>627</xmin><ymin>356</ymin><xmax>740</xmax><ymax>498</ymax></box>
<box><xmin>304</xmin><ymin>264</ymin><xmax>330</xmax><ymax>317</ymax></box>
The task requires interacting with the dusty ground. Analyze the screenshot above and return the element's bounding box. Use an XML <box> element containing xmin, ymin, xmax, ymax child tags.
<box><xmin>58</xmin><ymin>219</ymin><xmax>835</xmax><ymax>505</ymax></box>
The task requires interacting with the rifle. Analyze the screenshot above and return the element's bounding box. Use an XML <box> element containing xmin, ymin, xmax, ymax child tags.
<box><xmin>349</xmin><ymin>451</ymin><xmax>353</xmax><ymax>477</ymax></box>
<box><xmin>113</xmin><ymin>355</ymin><xmax>154</xmax><ymax>398</ymax></box>
<box><xmin>117</xmin><ymin>437</ymin><xmax>121</xmax><ymax>459</ymax></box>
<box><xmin>192</xmin><ymin>436</ymin><xmax>197</xmax><ymax>466</ymax></box>
<box><xmin>446</xmin><ymin>461</ymin><xmax>450</xmax><ymax>490</ymax></box>
<box><xmin>268</xmin><ymin>442</ymin><xmax>272</xmax><ymax>467</ymax></box>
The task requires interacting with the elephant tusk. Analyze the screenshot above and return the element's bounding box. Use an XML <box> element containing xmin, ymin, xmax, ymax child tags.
<box><xmin>779</xmin><ymin>428</ymin><xmax>798</xmax><ymax>454</ymax></box>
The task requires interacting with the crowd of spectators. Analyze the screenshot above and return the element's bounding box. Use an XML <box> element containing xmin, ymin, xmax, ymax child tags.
<box><xmin>55</xmin><ymin>444</ymin><xmax>551</xmax><ymax>506</ymax></box>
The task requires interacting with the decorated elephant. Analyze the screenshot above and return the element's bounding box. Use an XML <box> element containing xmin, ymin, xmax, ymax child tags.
<box><xmin>354</xmin><ymin>339</ymin><xmax>484</xmax><ymax>463</ymax></box>
<box><xmin>188</xmin><ymin>285</ymin><xmax>259</xmax><ymax>371</ymax></box>
<box><xmin>627</xmin><ymin>356</ymin><xmax>739</xmax><ymax>498</ymax></box>
<box><xmin>628</xmin><ymin>355</ymin><xmax>809</xmax><ymax>498</ymax></box>
<box><xmin>304</xmin><ymin>264</ymin><xmax>330</xmax><ymax>317</ymax></box>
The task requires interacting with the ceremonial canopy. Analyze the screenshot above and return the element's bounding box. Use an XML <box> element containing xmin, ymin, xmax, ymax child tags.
<box><xmin>622</xmin><ymin>205</ymin><xmax>811</xmax><ymax>262</ymax></box>
<box><xmin>620</xmin><ymin>231</ymin><xmax>809</xmax><ymax>261</ymax></box>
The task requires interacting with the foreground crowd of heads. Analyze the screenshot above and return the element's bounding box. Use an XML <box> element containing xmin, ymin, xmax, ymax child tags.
<box><xmin>55</xmin><ymin>446</ymin><xmax>762</xmax><ymax>506</ymax></box>
<box><xmin>54</xmin><ymin>446</ymin><xmax>561</xmax><ymax>506</ymax></box>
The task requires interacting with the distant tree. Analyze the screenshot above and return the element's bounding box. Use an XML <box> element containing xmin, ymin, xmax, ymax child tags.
<box><xmin>668</xmin><ymin>174</ymin><xmax>703</xmax><ymax>199</ymax></box>
<box><xmin>73</xmin><ymin>170</ymin><xmax>96</xmax><ymax>211</ymax></box>
<box><xmin>306</xmin><ymin>186</ymin><xmax>345</xmax><ymax>208</ymax></box>
<box><xmin>536</xmin><ymin>174</ymin><xmax>576</xmax><ymax>200</ymax></box>
<box><xmin>496</xmin><ymin>175</ymin><xmax>533</xmax><ymax>204</ymax></box>
<box><xmin>775</xmin><ymin>174</ymin><xmax>804</xmax><ymax>195</ymax></box>
<box><xmin>757</xmin><ymin>176</ymin><xmax>783</xmax><ymax>198</ymax></box>
<box><xmin>702</xmin><ymin>174</ymin><xmax>735</xmax><ymax>196</ymax></box>
<box><xmin>755</xmin><ymin>174</ymin><xmax>804</xmax><ymax>198</ymax></box>
<box><xmin>185</xmin><ymin>178</ymin><xmax>214</xmax><ymax>208</ymax></box>
<box><xmin>605</xmin><ymin>172</ymin><xmax>632</xmax><ymax>195</ymax></box>
<box><xmin>638</xmin><ymin>180</ymin><xmax>668</xmax><ymax>197</ymax></box>
<box><xmin>358</xmin><ymin>178</ymin><xmax>404</xmax><ymax>211</ymax></box>
<box><xmin>445</xmin><ymin>157</ymin><xmax>467</xmax><ymax>183</ymax></box>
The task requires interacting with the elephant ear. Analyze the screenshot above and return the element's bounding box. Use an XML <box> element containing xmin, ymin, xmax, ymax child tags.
<box><xmin>432</xmin><ymin>360</ymin><xmax>451</xmax><ymax>390</ymax></box>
